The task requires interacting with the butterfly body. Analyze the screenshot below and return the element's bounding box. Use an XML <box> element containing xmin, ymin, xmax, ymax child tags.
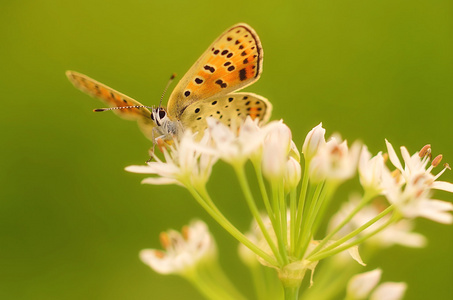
<box><xmin>67</xmin><ymin>23</ymin><xmax>271</xmax><ymax>144</ymax></box>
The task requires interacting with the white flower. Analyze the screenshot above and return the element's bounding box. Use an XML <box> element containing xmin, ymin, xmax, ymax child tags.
<box><xmin>262</xmin><ymin>122</ymin><xmax>294</xmax><ymax>180</ymax></box>
<box><xmin>359</xmin><ymin>146</ymin><xmax>388</xmax><ymax>195</ymax></box>
<box><xmin>384</xmin><ymin>140</ymin><xmax>453</xmax><ymax>224</ymax></box>
<box><xmin>206</xmin><ymin>117</ymin><xmax>266</xmax><ymax>165</ymax></box>
<box><xmin>309</xmin><ymin>135</ymin><xmax>361</xmax><ymax>183</ymax></box>
<box><xmin>347</xmin><ymin>269</ymin><xmax>407</xmax><ymax>300</ymax></box>
<box><xmin>329</xmin><ymin>196</ymin><xmax>427</xmax><ymax>249</ymax></box>
<box><xmin>125</xmin><ymin>130</ymin><xmax>218</xmax><ymax>187</ymax></box>
<box><xmin>302</xmin><ymin>122</ymin><xmax>326</xmax><ymax>161</ymax></box>
<box><xmin>385</xmin><ymin>140</ymin><xmax>452</xmax><ymax>191</ymax></box>
<box><xmin>140</xmin><ymin>220</ymin><xmax>216</xmax><ymax>275</ymax></box>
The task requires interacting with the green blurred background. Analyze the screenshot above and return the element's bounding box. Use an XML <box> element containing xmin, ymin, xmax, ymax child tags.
<box><xmin>1</xmin><ymin>0</ymin><xmax>452</xmax><ymax>299</ymax></box>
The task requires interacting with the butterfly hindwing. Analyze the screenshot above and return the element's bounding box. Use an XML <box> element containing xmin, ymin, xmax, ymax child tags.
<box><xmin>66</xmin><ymin>71</ymin><xmax>155</xmax><ymax>140</ymax></box>
<box><xmin>167</xmin><ymin>23</ymin><xmax>263</xmax><ymax>120</ymax></box>
<box><xmin>179</xmin><ymin>92</ymin><xmax>272</xmax><ymax>134</ymax></box>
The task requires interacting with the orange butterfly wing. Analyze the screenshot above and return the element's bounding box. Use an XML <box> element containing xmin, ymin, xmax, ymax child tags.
<box><xmin>166</xmin><ymin>23</ymin><xmax>263</xmax><ymax>120</ymax></box>
<box><xmin>66</xmin><ymin>71</ymin><xmax>155</xmax><ymax>140</ymax></box>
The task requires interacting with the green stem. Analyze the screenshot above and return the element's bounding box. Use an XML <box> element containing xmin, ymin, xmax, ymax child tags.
<box><xmin>271</xmin><ymin>181</ymin><xmax>289</xmax><ymax>264</ymax></box>
<box><xmin>204</xmin><ymin>260</ymin><xmax>247</xmax><ymax>300</ymax></box>
<box><xmin>185</xmin><ymin>268</ymin><xmax>237</xmax><ymax>300</ymax></box>
<box><xmin>296</xmin><ymin>182</ymin><xmax>324</xmax><ymax>258</ymax></box>
<box><xmin>249</xmin><ymin>264</ymin><xmax>268</xmax><ymax>300</ymax></box>
<box><xmin>252</xmin><ymin>160</ymin><xmax>279</xmax><ymax>246</ymax></box>
<box><xmin>295</xmin><ymin>163</ymin><xmax>310</xmax><ymax>244</ymax></box>
<box><xmin>284</xmin><ymin>286</ymin><xmax>300</xmax><ymax>300</ymax></box>
<box><xmin>310</xmin><ymin>182</ymin><xmax>337</xmax><ymax>240</ymax></box>
<box><xmin>184</xmin><ymin>183</ymin><xmax>279</xmax><ymax>267</ymax></box>
<box><xmin>252</xmin><ymin>160</ymin><xmax>275</xmax><ymax>218</ymax></box>
<box><xmin>310</xmin><ymin>191</ymin><xmax>374</xmax><ymax>255</ymax></box>
<box><xmin>234</xmin><ymin>165</ymin><xmax>284</xmax><ymax>266</ymax></box>
<box><xmin>290</xmin><ymin>189</ymin><xmax>297</xmax><ymax>255</ymax></box>
<box><xmin>308</xmin><ymin>206</ymin><xmax>396</xmax><ymax>261</ymax></box>
<box><xmin>279</xmin><ymin>182</ymin><xmax>288</xmax><ymax>251</ymax></box>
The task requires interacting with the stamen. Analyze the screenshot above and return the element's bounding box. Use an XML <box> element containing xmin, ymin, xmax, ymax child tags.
<box><xmin>433</xmin><ymin>163</ymin><xmax>450</xmax><ymax>180</ymax></box>
<box><xmin>419</xmin><ymin>144</ymin><xmax>431</xmax><ymax>158</ymax></box>
<box><xmin>431</xmin><ymin>155</ymin><xmax>443</xmax><ymax>167</ymax></box>
<box><xmin>330</xmin><ymin>145</ymin><xmax>342</xmax><ymax>156</ymax></box>
<box><xmin>182</xmin><ymin>225</ymin><xmax>189</xmax><ymax>241</ymax></box>
<box><xmin>382</xmin><ymin>152</ymin><xmax>389</xmax><ymax>163</ymax></box>
<box><xmin>391</xmin><ymin>169</ymin><xmax>402</xmax><ymax>183</ymax></box>
<box><xmin>159</xmin><ymin>232</ymin><xmax>170</xmax><ymax>249</ymax></box>
<box><xmin>154</xmin><ymin>250</ymin><xmax>166</xmax><ymax>259</ymax></box>
<box><xmin>415</xmin><ymin>188</ymin><xmax>425</xmax><ymax>198</ymax></box>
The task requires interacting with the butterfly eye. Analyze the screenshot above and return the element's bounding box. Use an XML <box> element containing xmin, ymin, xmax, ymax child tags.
<box><xmin>158</xmin><ymin>109</ymin><xmax>166</xmax><ymax>119</ymax></box>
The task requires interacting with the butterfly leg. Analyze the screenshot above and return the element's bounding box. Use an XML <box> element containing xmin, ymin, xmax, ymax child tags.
<box><xmin>146</xmin><ymin>128</ymin><xmax>175</xmax><ymax>162</ymax></box>
<box><xmin>146</xmin><ymin>129</ymin><xmax>159</xmax><ymax>163</ymax></box>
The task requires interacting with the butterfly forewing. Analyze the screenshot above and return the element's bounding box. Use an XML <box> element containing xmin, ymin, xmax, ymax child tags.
<box><xmin>66</xmin><ymin>71</ymin><xmax>155</xmax><ymax>140</ymax></box>
<box><xmin>167</xmin><ymin>23</ymin><xmax>263</xmax><ymax>119</ymax></box>
<box><xmin>179</xmin><ymin>93</ymin><xmax>272</xmax><ymax>134</ymax></box>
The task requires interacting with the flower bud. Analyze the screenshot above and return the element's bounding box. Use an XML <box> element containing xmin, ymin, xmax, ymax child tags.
<box><xmin>284</xmin><ymin>157</ymin><xmax>302</xmax><ymax>191</ymax></box>
<box><xmin>262</xmin><ymin>123</ymin><xmax>293</xmax><ymax>180</ymax></box>
<box><xmin>302</xmin><ymin>123</ymin><xmax>326</xmax><ymax>161</ymax></box>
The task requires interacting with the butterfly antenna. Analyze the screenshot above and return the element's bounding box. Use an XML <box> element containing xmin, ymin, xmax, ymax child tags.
<box><xmin>94</xmin><ymin>74</ymin><xmax>176</xmax><ymax>112</ymax></box>
<box><xmin>94</xmin><ymin>105</ymin><xmax>153</xmax><ymax>112</ymax></box>
<box><xmin>159</xmin><ymin>73</ymin><xmax>176</xmax><ymax>108</ymax></box>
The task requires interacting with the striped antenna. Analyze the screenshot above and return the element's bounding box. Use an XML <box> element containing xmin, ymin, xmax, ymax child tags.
<box><xmin>93</xmin><ymin>105</ymin><xmax>153</xmax><ymax>112</ymax></box>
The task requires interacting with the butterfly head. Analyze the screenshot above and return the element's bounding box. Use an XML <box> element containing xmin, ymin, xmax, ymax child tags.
<box><xmin>151</xmin><ymin>107</ymin><xmax>169</xmax><ymax>127</ymax></box>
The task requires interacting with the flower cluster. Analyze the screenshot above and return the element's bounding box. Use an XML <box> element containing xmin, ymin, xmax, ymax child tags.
<box><xmin>131</xmin><ymin>119</ymin><xmax>453</xmax><ymax>299</ymax></box>
<box><xmin>140</xmin><ymin>220</ymin><xmax>216</xmax><ymax>275</ymax></box>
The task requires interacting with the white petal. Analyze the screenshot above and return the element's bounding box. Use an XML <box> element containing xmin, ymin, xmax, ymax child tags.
<box><xmin>418</xmin><ymin>199</ymin><xmax>453</xmax><ymax>224</ymax></box>
<box><xmin>125</xmin><ymin>164</ymin><xmax>179</xmax><ymax>176</ymax></box>
<box><xmin>347</xmin><ymin>269</ymin><xmax>382</xmax><ymax>299</ymax></box>
<box><xmin>385</xmin><ymin>139</ymin><xmax>403</xmax><ymax>172</ymax></box>
<box><xmin>370</xmin><ymin>282</ymin><xmax>407</xmax><ymax>300</ymax></box>
<box><xmin>432</xmin><ymin>181</ymin><xmax>453</xmax><ymax>193</ymax></box>
<box><xmin>289</xmin><ymin>140</ymin><xmax>301</xmax><ymax>162</ymax></box>
<box><xmin>359</xmin><ymin>145</ymin><xmax>372</xmax><ymax>174</ymax></box>
<box><xmin>347</xmin><ymin>246</ymin><xmax>366</xmax><ymax>266</ymax></box>
<box><xmin>125</xmin><ymin>165</ymin><xmax>155</xmax><ymax>173</ymax></box>
<box><xmin>379</xmin><ymin>225</ymin><xmax>427</xmax><ymax>248</ymax></box>
<box><xmin>140</xmin><ymin>249</ymin><xmax>176</xmax><ymax>274</ymax></box>
<box><xmin>141</xmin><ymin>177</ymin><xmax>181</xmax><ymax>186</ymax></box>
<box><xmin>399</xmin><ymin>146</ymin><xmax>412</xmax><ymax>173</ymax></box>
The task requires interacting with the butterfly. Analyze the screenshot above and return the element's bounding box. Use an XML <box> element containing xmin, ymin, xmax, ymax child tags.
<box><xmin>66</xmin><ymin>23</ymin><xmax>272</xmax><ymax>145</ymax></box>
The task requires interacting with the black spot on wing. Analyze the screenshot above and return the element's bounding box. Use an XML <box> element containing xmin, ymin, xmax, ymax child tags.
<box><xmin>239</xmin><ymin>68</ymin><xmax>247</xmax><ymax>81</ymax></box>
<box><xmin>215</xmin><ymin>79</ymin><xmax>227</xmax><ymax>88</ymax></box>
<box><xmin>203</xmin><ymin>65</ymin><xmax>216</xmax><ymax>73</ymax></box>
